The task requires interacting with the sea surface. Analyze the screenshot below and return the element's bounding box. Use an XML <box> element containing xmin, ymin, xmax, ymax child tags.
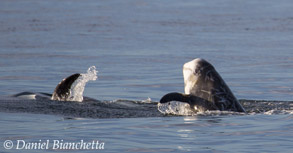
<box><xmin>1</xmin><ymin>0</ymin><xmax>293</xmax><ymax>152</ymax></box>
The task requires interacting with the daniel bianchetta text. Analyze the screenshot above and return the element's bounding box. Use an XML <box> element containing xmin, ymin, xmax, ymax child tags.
<box><xmin>3</xmin><ymin>139</ymin><xmax>105</xmax><ymax>150</ymax></box>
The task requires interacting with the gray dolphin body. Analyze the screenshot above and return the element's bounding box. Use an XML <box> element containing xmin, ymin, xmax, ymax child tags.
<box><xmin>160</xmin><ymin>58</ymin><xmax>245</xmax><ymax>113</ymax></box>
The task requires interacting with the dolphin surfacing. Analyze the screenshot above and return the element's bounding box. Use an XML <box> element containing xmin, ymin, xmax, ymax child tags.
<box><xmin>160</xmin><ymin>58</ymin><xmax>245</xmax><ymax>113</ymax></box>
<box><xmin>14</xmin><ymin>66</ymin><xmax>97</xmax><ymax>102</ymax></box>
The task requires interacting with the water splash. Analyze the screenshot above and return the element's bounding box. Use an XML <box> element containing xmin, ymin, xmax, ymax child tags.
<box><xmin>68</xmin><ymin>66</ymin><xmax>97</xmax><ymax>102</ymax></box>
<box><xmin>158</xmin><ymin>101</ymin><xmax>194</xmax><ymax>116</ymax></box>
<box><xmin>158</xmin><ymin>100</ymin><xmax>293</xmax><ymax>116</ymax></box>
<box><xmin>263</xmin><ymin>110</ymin><xmax>293</xmax><ymax>115</ymax></box>
<box><xmin>142</xmin><ymin>97</ymin><xmax>152</xmax><ymax>103</ymax></box>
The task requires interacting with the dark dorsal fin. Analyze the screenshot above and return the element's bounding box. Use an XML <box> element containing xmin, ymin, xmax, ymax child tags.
<box><xmin>51</xmin><ymin>73</ymin><xmax>81</xmax><ymax>101</ymax></box>
<box><xmin>160</xmin><ymin>92</ymin><xmax>191</xmax><ymax>103</ymax></box>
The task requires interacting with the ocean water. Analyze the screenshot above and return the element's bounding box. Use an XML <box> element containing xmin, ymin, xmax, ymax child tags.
<box><xmin>1</xmin><ymin>0</ymin><xmax>293</xmax><ymax>152</ymax></box>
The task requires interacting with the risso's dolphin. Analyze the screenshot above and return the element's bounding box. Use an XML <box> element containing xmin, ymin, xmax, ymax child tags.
<box><xmin>160</xmin><ymin>58</ymin><xmax>245</xmax><ymax>113</ymax></box>
<box><xmin>14</xmin><ymin>66</ymin><xmax>97</xmax><ymax>102</ymax></box>
<box><xmin>14</xmin><ymin>73</ymin><xmax>82</xmax><ymax>101</ymax></box>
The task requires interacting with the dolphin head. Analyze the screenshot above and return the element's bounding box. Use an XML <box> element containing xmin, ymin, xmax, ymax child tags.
<box><xmin>183</xmin><ymin>58</ymin><xmax>215</xmax><ymax>95</ymax></box>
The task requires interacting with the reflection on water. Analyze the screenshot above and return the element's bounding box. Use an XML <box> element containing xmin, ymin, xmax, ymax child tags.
<box><xmin>1</xmin><ymin>112</ymin><xmax>292</xmax><ymax>152</ymax></box>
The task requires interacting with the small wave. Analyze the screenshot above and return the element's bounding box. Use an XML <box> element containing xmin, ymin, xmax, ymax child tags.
<box><xmin>0</xmin><ymin>97</ymin><xmax>292</xmax><ymax>118</ymax></box>
<box><xmin>158</xmin><ymin>100</ymin><xmax>293</xmax><ymax>116</ymax></box>
<box><xmin>0</xmin><ymin>97</ymin><xmax>162</xmax><ymax>118</ymax></box>
<box><xmin>110</xmin><ymin>97</ymin><xmax>152</xmax><ymax>104</ymax></box>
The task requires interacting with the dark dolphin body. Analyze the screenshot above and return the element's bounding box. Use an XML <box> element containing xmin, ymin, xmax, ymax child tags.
<box><xmin>14</xmin><ymin>73</ymin><xmax>82</xmax><ymax>101</ymax></box>
<box><xmin>14</xmin><ymin>66</ymin><xmax>97</xmax><ymax>102</ymax></box>
<box><xmin>160</xmin><ymin>58</ymin><xmax>245</xmax><ymax>113</ymax></box>
<box><xmin>51</xmin><ymin>73</ymin><xmax>81</xmax><ymax>101</ymax></box>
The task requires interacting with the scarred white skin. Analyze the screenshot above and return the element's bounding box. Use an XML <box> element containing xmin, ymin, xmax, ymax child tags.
<box><xmin>183</xmin><ymin>58</ymin><xmax>203</xmax><ymax>95</ymax></box>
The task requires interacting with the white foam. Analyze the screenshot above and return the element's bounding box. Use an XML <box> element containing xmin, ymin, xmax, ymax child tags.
<box><xmin>263</xmin><ymin>110</ymin><xmax>293</xmax><ymax>115</ymax></box>
<box><xmin>157</xmin><ymin>101</ymin><xmax>247</xmax><ymax>116</ymax></box>
<box><xmin>68</xmin><ymin>66</ymin><xmax>98</xmax><ymax>102</ymax></box>
<box><xmin>158</xmin><ymin>100</ymin><xmax>293</xmax><ymax>116</ymax></box>
<box><xmin>157</xmin><ymin>101</ymin><xmax>194</xmax><ymax>116</ymax></box>
<box><xmin>141</xmin><ymin>97</ymin><xmax>152</xmax><ymax>103</ymax></box>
